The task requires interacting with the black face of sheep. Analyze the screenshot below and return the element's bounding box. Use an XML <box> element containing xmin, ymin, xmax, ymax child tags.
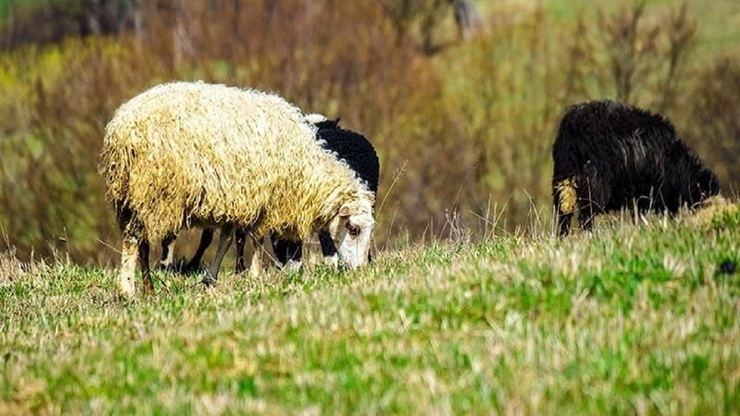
<box><xmin>552</xmin><ymin>99</ymin><xmax>720</xmax><ymax>236</ymax></box>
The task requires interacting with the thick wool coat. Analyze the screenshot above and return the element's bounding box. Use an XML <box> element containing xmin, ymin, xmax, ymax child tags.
<box><xmin>552</xmin><ymin>99</ymin><xmax>719</xmax><ymax>235</ymax></box>
<box><xmin>100</xmin><ymin>82</ymin><xmax>373</xmax><ymax>243</ymax></box>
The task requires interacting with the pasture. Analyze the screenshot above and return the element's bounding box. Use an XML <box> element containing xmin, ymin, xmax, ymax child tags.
<box><xmin>1</xmin><ymin>0</ymin><xmax>739</xmax><ymax>413</ymax></box>
<box><xmin>1</xmin><ymin>203</ymin><xmax>737</xmax><ymax>414</ymax></box>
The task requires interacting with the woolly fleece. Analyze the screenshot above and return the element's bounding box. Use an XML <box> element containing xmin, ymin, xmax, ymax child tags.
<box><xmin>552</xmin><ymin>99</ymin><xmax>719</xmax><ymax>236</ymax></box>
<box><xmin>100</xmin><ymin>81</ymin><xmax>374</xmax><ymax>243</ymax></box>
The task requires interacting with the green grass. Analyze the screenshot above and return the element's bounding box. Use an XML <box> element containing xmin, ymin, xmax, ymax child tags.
<box><xmin>544</xmin><ymin>0</ymin><xmax>740</xmax><ymax>56</ymax></box>
<box><xmin>1</xmin><ymin>203</ymin><xmax>738</xmax><ymax>414</ymax></box>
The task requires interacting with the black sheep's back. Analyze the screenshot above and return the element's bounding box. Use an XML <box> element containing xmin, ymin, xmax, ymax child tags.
<box><xmin>318</xmin><ymin>127</ymin><xmax>380</xmax><ymax>195</ymax></box>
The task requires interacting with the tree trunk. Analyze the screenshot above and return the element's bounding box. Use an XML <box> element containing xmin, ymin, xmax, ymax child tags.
<box><xmin>451</xmin><ymin>0</ymin><xmax>483</xmax><ymax>41</ymax></box>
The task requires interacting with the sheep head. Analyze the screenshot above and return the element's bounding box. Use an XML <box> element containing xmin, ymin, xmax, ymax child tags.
<box><xmin>326</xmin><ymin>198</ymin><xmax>375</xmax><ymax>270</ymax></box>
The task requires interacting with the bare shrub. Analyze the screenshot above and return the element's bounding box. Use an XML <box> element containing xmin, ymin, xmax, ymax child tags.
<box><xmin>593</xmin><ymin>1</ymin><xmax>697</xmax><ymax>111</ymax></box>
<box><xmin>440</xmin><ymin>8</ymin><xmax>567</xmax><ymax>234</ymax></box>
<box><xmin>682</xmin><ymin>55</ymin><xmax>740</xmax><ymax>192</ymax></box>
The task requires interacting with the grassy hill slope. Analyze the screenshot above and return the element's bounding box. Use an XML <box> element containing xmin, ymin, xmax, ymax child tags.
<box><xmin>1</xmin><ymin>201</ymin><xmax>737</xmax><ymax>414</ymax></box>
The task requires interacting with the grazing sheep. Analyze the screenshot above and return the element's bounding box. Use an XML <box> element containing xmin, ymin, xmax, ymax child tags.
<box><xmin>255</xmin><ymin>114</ymin><xmax>380</xmax><ymax>269</ymax></box>
<box><xmin>165</xmin><ymin>115</ymin><xmax>381</xmax><ymax>273</ymax></box>
<box><xmin>100</xmin><ymin>81</ymin><xmax>376</xmax><ymax>297</ymax></box>
<box><xmin>553</xmin><ymin>99</ymin><xmax>719</xmax><ymax>236</ymax></box>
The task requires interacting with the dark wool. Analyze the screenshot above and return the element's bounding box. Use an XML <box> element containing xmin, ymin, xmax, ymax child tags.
<box><xmin>553</xmin><ymin>100</ymin><xmax>719</xmax><ymax>236</ymax></box>
<box><xmin>315</xmin><ymin>120</ymin><xmax>380</xmax><ymax>196</ymax></box>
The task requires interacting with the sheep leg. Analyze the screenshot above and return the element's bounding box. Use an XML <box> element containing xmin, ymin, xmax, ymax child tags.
<box><xmin>557</xmin><ymin>210</ymin><xmax>574</xmax><ymax>237</ymax></box>
<box><xmin>578</xmin><ymin>191</ymin><xmax>598</xmax><ymax>232</ymax></box>
<box><xmin>185</xmin><ymin>228</ymin><xmax>214</xmax><ymax>273</ymax></box>
<box><xmin>248</xmin><ymin>235</ymin><xmax>265</xmax><ymax>277</ymax></box>
<box><xmin>203</xmin><ymin>224</ymin><xmax>234</xmax><ymax>287</ymax></box>
<box><xmin>119</xmin><ymin>233</ymin><xmax>139</xmax><ymax>298</ymax></box>
<box><xmin>138</xmin><ymin>238</ymin><xmax>154</xmax><ymax>294</ymax></box>
<box><xmin>270</xmin><ymin>232</ymin><xmax>289</xmax><ymax>265</ymax></box>
<box><xmin>159</xmin><ymin>233</ymin><xmax>177</xmax><ymax>270</ymax></box>
<box><xmin>578</xmin><ymin>168</ymin><xmax>610</xmax><ymax>233</ymax></box>
<box><xmin>317</xmin><ymin>229</ymin><xmax>339</xmax><ymax>267</ymax></box>
<box><xmin>553</xmin><ymin>182</ymin><xmax>573</xmax><ymax>236</ymax></box>
<box><xmin>234</xmin><ymin>227</ymin><xmax>248</xmax><ymax>273</ymax></box>
<box><xmin>116</xmin><ymin>205</ymin><xmax>152</xmax><ymax>297</ymax></box>
<box><xmin>271</xmin><ymin>232</ymin><xmax>303</xmax><ymax>267</ymax></box>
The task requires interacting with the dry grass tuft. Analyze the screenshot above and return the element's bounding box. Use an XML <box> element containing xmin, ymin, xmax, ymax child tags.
<box><xmin>682</xmin><ymin>194</ymin><xmax>738</xmax><ymax>228</ymax></box>
<box><xmin>0</xmin><ymin>249</ymin><xmax>47</xmax><ymax>286</ymax></box>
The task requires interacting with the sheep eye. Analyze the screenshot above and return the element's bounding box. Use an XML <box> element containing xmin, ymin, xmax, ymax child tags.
<box><xmin>346</xmin><ymin>222</ymin><xmax>360</xmax><ymax>237</ymax></box>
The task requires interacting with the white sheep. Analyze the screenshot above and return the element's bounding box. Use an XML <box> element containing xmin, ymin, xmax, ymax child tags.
<box><xmin>261</xmin><ymin>114</ymin><xmax>380</xmax><ymax>268</ymax></box>
<box><xmin>161</xmin><ymin>114</ymin><xmax>381</xmax><ymax>273</ymax></box>
<box><xmin>99</xmin><ymin>81</ymin><xmax>375</xmax><ymax>297</ymax></box>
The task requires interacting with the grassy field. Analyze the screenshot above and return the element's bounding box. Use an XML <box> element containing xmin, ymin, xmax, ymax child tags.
<box><xmin>0</xmin><ymin>3</ymin><xmax>738</xmax><ymax>413</ymax></box>
<box><xmin>1</xmin><ymin>201</ymin><xmax>738</xmax><ymax>414</ymax></box>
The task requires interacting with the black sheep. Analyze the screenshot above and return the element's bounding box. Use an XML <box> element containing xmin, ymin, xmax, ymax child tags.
<box><xmin>552</xmin><ymin>100</ymin><xmax>719</xmax><ymax>236</ymax></box>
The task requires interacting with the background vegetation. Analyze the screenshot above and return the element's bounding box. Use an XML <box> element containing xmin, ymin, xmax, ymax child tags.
<box><xmin>0</xmin><ymin>0</ymin><xmax>738</xmax><ymax>265</ymax></box>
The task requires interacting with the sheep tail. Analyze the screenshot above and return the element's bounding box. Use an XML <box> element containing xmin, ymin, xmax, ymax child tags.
<box><xmin>554</xmin><ymin>177</ymin><xmax>578</xmax><ymax>215</ymax></box>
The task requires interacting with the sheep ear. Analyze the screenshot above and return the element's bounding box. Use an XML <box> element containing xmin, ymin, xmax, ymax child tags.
<box><xmin>338</xmin><ymin>204</ymin><xmax>356</xmax><ymax>218</ymax></box>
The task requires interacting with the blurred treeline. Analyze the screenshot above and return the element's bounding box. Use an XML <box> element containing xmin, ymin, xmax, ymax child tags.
<box><xmin>0</xmin><ymin>0</ymin><xmax>737</xmax><ymax>265</ymax></box>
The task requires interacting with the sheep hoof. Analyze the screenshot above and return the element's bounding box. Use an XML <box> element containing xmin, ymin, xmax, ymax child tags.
<box><xmin>143</xmin><ymin>280</ymin><xmax>155</xmax><ymax>295</ymax></box>
<box><xmin>201</xmin><ymin>276</ymin><xmax>217</xmax><ymax>288</ymax></box>
<box><xmin>117</xmin><ymin>277</ymin><xmax>136</xmax><ymax>299</ymax></box>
